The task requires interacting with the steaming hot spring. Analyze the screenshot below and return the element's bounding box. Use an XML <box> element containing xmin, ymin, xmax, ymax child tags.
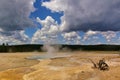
<box><xmin>26</xmin><ymin>52</ymin><xmax>71</xmax><ymax>60</ymax></box>
<box><xmin>26</xmin><ymin>45</ymin><xmax>71</xmax><ymax>60</ymax></box>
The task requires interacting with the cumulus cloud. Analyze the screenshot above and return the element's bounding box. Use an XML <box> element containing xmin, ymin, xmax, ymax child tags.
<box><xmin>0</xmin><ymin>31</ymin><xmax>30</xmax><ymax>45</ymax></box>
<box><xmin>0</xmin><ymin>0</ymin><xmax>35</xmax><ymax>33</ymax></box>
<box><xmin>101</xmin><ymin>31</ymin><xmax>116</xmax><ymax>42</ymax></box>
<box><xmin>32</xmin><ymin>16</ymin><xmax>82</xmax><ymax>44</ymax></box>
<box><xmin>36</xmin><ymin>16</ymin><xmax>59</xmax><ymax>34</ymax></box>
<box><xmin>32</xmin><ymin>16</ymin><xmax>60</xmax><ymax>44</ymax></box>
<box><xmin>62</xmin><ymin>31</ymin><xmax>81</xmax><ymax>44</ymax></box>
<box><xmin>86</xmin><ymin>30</ymin><xmax>98</xmax><ymax>36</ymax></box>
<box><xmin>82</xmin><ymin>30</ymin><xmax>118</xmax><ymax>44</ymax></box>
<box><xmin>42</xmin><ymin>0</ymin><xmax>120</xmax><ymax>32</ymax></box>
<box><xmin>83</xmin><ymin>30</ymin><xmax>99</xmax><ymax>40</ymax></box>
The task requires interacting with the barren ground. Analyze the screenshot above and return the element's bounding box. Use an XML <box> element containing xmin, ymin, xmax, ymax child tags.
<box><xmin>0</xmin><ymin>51</ymin><xmax>120</xmax><ymax>80</ymax></box>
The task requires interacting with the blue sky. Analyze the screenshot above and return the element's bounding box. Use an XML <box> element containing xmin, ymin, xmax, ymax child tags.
<box><xmin>0</xmin><ymin>0</ymin><xmax>120</xmax><ymax>45</ymax></box>
<box><xmin>25</xmin><ymin>0</ymin><xmax>63</xmax><ymax>38</ymax></box>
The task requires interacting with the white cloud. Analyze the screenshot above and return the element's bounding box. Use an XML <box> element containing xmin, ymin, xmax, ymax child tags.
<box><xmin>0</xmin><ymin>31</ymin><xmax>30</xmax><ymax>45</ymax></box>
<box><xmin>36</xmin><ymin>16</ymin><xmax>59</xmax><ymax>34</ymax></box>
<box><xmin>82</xmin><ymin>30</ymin><xmax>118</xmax><ymax>44</ymax></box>
<box><xmin>32</xmin><ymin>16</ymin><xmax>60</xmax><ymax>44</ymax></box>
<box><xmin>83</xmin><ymin>30</ymin><xmax>99</xmax><ymax>40</ymax></box>
<box><xmin>62</xmin><ymin>31</ymin><xmax>81</xmax><ymax>44</ymax></box>
<box><xmin>33</xmin><ymin>16</ymin><xmax>81</xmax><ymax>44</ymax></box>
<box><xmin>42</xmin><ymin>0</ymin><xmax>65</xmax><ymax>12</ymax></box>
<box><xmin>86</xmin><ymin>30</ymin><xmax>98</xmax><ymax>36</ymax></box>
<box><xmin>101</xmin><ymin>31</ymin><xmax>116</xmax><ymax>42</ymax></box>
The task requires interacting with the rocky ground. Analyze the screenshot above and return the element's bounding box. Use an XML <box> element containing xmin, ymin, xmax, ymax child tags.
<box><xmin>0</xmin><ymin>51</ymin><xmax>120</xmax><ymax>80</ymax></box>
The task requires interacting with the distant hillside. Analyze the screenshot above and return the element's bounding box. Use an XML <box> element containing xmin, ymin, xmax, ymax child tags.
<box><xmin>0</xmin><ymin>44</ymin><xmax>120</xmax><ymax>52</ymax></box>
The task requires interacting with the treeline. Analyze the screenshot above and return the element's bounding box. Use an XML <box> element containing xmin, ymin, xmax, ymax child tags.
<box><xmin>0</xmin><ymin>44</ymin><xmax>43</xmax><ymax>52</ymax></box>
<box><xmin>0</xmin><ymin>44</ymin><xmax>120</xmax><ymax>52</ymax></box>
<box><xmin>62</xmin><ymin>45</ymin><xmax>120</xmax><ymax>51</ymax></box>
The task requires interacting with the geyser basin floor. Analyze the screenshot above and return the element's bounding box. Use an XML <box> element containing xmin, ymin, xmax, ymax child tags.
<box><xmin>0</xmin><ymin>52</ymin><xmax>40</xmax><ymax>71</ymax></box>
<box><xmin>0</xmin><ymin>51</ymin><xmax>120</xmax><ymax>80</ymax></box>
<box><xmin>26</xmin><ymin>52</ymin><xmax>71</xmax><ymax>60</ymax></box>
